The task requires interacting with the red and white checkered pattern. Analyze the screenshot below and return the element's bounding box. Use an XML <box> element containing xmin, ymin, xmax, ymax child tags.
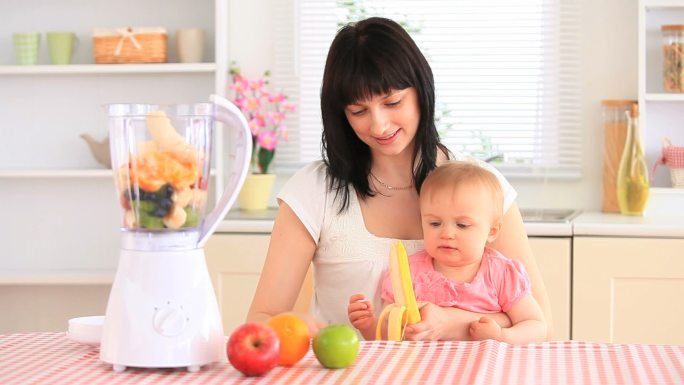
<box><xmin>1</xmin><ymin>333</ymin><xmax>682</xmax><ymax>385</ymax></box>
<box><xmin>662</xmin><ymin>142</ymin><xmax>684</xmax><ymax>168</ymax></box>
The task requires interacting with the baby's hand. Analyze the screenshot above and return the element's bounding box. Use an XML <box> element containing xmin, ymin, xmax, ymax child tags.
<box><xmin>347</xmin><ymin>294</ymin><xmax>375</xmax><ymax>334</ymax></box>
<box><xmin>469</xmin><ymin>316</ymin><xmax>502</xmax><ymax>341</ymax></box>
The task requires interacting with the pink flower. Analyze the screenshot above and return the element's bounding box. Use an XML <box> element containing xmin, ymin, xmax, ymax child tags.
<box><xmin>230</xmin><ymin>75</ymin><xmax>249</xmax><ymax>93</ymax></box>
<box><xmin>250</xmin><ymin>79</ymin><xmax>266</xmax><ymax>91</ymax></box>
<box><xmin>268</xmin><ymin>92</ymin><xmax>287</xmax><ymax>103</ymax></box>
<box><xmin>278</xmin><ymin>125</ymin><xmax>288</xmax><ymax>141</ymax></box>
<box><xmin>234</xmin><ymin>97</ymin><xmax>248</xmax><ymax>110</ymax></box>
<box><xmin>248</xmin><ymin>114</ymin><xmax>266</xmax><ymax>136</ymax></box>
<box><xmin>244</xmin><ymin>97</ymin><xmax>261</xmax><ymax>113</ymax></box>
<box><xmin>229</xmin><ymin>66</ymin><xmax>295</xmax><ymax>174</ymax></box>
<box><xmin>267</xmin><ymin>111</ymin><xmax>286</xmax><ymax>125</ymax></box>
<box><xmin>281</xmin><ymin>101</ymin><xmax>297</xmax><ymax>113</ymax></box>
<box><xmin>257</xmin><ymin>130</ymin><xmax>277</xmax><ymax>151</ymax></box>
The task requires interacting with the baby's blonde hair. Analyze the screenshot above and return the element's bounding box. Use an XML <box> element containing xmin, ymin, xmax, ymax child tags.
<box><xmin>421</xmin><ymin>160</ymin><xmax>504</xmax><ymax>222</ymax></box>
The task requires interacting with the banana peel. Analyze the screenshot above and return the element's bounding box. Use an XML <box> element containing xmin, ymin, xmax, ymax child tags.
<box><xmin>376</xmin><ymin>241</ymin><xmax>421</xmax><ymax>340</ymax></box>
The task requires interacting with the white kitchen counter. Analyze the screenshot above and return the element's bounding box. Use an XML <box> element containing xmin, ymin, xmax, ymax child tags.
<box><xmin>573</xmin><ymin>211</ymin><xmax>684</xmax><ymax>238</ymax></box>
<box><xmin>217</xmin><ymin>208</ymin><xmax>574</xmax><ymax>237</ymax></box>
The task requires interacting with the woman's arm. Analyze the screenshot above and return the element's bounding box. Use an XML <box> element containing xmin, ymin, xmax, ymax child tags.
<box><xmin>246</xmin><ymin>201</ymin><xmax>319</xmax><ymax>329</ymax></box>
<box><xmin>490</xmin><ymin>202</ymin><xmax>554</xmax><ymax>340</ymax></box>
<box><xmin>469</xmin><ymin>295</ymin><xmax>546</xmax><ymax>343</ymax></box>
<box><xmin>404</xmin><ymin>303</ymin><xmax>512</xmax><ymax>341</ymax></box>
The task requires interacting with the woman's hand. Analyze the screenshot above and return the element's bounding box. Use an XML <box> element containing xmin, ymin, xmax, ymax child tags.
<box><xmin>403</xmin><ymin>302</ymin><xmax>451</xmax><ymax>341</ymax></box>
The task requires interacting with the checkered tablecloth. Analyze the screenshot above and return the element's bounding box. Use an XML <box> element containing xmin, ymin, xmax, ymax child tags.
<box><xmin>1</xmin><ymin>332</ymin><xmax>682</xmax><ymax>384</ymax></box>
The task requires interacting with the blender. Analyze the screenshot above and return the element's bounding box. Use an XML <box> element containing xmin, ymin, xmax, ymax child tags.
<box><xmin>100</xmin><ymin>95</ymin><xmax>251</xmax><ymax>372</ymax></box>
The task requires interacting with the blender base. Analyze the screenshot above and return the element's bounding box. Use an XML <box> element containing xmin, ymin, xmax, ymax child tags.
<box><xmin>100</xmin><ymin>241</ymin><xmax>225</xmax><ymax>372</ymax></box>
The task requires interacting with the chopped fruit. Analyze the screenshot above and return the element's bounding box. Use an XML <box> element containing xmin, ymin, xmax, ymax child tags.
<box><xmin>119</xmin><ymin>193</ymin><xmax>131</xmax><ymax>210</ymax></box>
<box><xmin>116</xmin><ymin>110</ymin><xmax>210</xmax><ymax>231</ymax></box>
<box><xmin>138</xmin><ymin>211</ymin><xmax>165</xmax><ymax>229</ymax></box>
<box><xmin>163</xmin><ymin>204</ymin><xmax>187</xmax><ymax>229</ymax></box>
<box><xmin>172</xmin><ymin>188</ymin><xmax>193</xmax><ymax>207</ymax></box>
<box><xmin>183</xmin><ymin>207</ymin><xmax>200</xmax><ymax>228</ymax></box>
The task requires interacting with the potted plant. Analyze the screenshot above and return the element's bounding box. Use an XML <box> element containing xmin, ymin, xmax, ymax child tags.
<box><xmin>230</xmin><ymin>66</ymin><xmax>295</xmax><ymax>210</ymax></box>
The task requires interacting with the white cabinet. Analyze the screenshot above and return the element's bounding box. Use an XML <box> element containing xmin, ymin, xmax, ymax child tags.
<box><xmin>638</xmin><ymin>0</ymin><xmax>684</xmax><ymax>187</ymax></box>
<box><xmin>204</xmin><ymin>233</ymin><xmax>313</xmax><ymax>334</ymax></box>
<box><xmin>573</xmin><ymin>236</ymin><xmax>684</xmax><ymax>344</ymax></box>
<box><xmin>0</xmin><ymin>283</ymin><xmax>111</xmax><ymax>333</ymax></box>
<box><xmin>528</xmin><ymin>237</ymin><xmax>572</xmax><ymax>341</ymax></box>
<box><xmin>0</xmin><ymin>0</ymin><xmax>229</xmax><ymax>283</ymax></box>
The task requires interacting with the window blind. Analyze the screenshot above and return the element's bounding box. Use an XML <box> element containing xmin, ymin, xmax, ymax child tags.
<box><xmin>272</xmin><ymin>0</ymin><xmax>582</xmax><ymax>178</ymax></box>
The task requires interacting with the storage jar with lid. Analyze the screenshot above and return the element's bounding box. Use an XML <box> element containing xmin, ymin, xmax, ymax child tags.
<box><xmin>601</xmin><ymin>100</ymin><xmax>635</xmax><ymax>212</ymax></box>
<box><xmin>661</xmin><ymin>24</ymin><xmax>684</xmax><ymax>92</ymax></box>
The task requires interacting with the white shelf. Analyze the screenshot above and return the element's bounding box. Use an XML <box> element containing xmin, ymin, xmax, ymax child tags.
<box><xmin>0</xmin><ymin>269</ymin><xmax>115</xmax><ymax>285</ymax></box>
<box><xmin>0</xmin><ymin>168</ymin><xmax>217</xmax><ymax>178</ymax></box>
<box><xmin>0</xmin><ymin>169</ymin><xmax>113</xmax><ymax>178</ymax></box>
<box><xmin>644</xmin><ymin>0</ymin><xmax>684</xmax><ymax>10</ymax></box>
<box><xmin>644</xmin><ymin>92</ymin><xmax>684</xmax><ymax>101</ymax></box>
<box><xmin>0</xmin><ymin>63</ymin><xmax>217</xmax><ymax>75</ymax></box>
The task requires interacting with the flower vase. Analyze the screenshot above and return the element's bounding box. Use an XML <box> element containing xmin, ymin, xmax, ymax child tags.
<box><xmin>238</xmin><ymin>173</ymin><xmax>276</xmax><ymax>211</ymax></box>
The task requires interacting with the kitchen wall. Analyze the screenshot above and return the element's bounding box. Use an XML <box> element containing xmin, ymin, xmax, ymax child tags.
<box><xmin>228</xmin><ymin>0</ymin><xmax>639</xmax><ymax>211</ymax></box>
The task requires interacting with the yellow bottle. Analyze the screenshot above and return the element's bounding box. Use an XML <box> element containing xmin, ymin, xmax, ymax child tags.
<box><xmin>617</xmin><ymin>103</ymin><xmax>649</xmax><ymax>215</ymax></box>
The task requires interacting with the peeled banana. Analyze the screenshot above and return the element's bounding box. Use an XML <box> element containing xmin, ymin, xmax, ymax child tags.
<box><xmin>376</xmin><ymin>241</ymin><xmax>421</xmax><ymax>340</ymax></box>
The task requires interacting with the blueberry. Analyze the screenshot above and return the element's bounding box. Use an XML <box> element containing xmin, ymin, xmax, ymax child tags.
<box><xmin>140</xmin><ymin>190</ymin><xmax>157</xmax><ymax>201</ymax></box>
<box><xmin>152</xmin><ymin>205</ymin><xmax>169</xmax><ymax>217</ymax></box>
<box><xmin>163</xmin><ymin>184</ymin><xmax>174</xmax><ymax>198</ymax></box>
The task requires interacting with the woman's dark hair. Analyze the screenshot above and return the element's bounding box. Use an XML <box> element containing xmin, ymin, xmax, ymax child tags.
<box><xmin>320</xmin><ymin>17</ymin><xmax>449</xmax><ymax>213</ymax></box>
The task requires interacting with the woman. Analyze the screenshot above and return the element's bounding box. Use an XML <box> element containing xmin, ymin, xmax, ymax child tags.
<box><xmin>247</xmin><ymin>17</ymin><xmax>554</xmax><ymax>340</ymax></box>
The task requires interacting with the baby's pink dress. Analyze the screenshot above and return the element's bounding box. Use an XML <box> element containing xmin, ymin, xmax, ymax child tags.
<box><xmin>381</xmin><ymin>247</ymin><xmax>531</xmax><ymax>313</ymax></box>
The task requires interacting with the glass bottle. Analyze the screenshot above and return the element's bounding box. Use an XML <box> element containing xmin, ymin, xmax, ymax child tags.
<box><xmin>617</xmin><ymin>103</ymin><xmax>649</xmax><ymax>215</ymax></box>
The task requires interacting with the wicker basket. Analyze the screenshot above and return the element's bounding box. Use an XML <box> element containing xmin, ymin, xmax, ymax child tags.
<box><xmin>93</xmin><ymin>27</ymin><xmax>167</xmax><ymax>64</ymax></box>
<box><xmin>655</xmin><ymin>138</ymin><xmax>684</xmax><ymax>188</ymax></box>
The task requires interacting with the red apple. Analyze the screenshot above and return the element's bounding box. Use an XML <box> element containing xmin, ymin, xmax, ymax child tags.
<box><xmin>227</xmin><ymin>322</ymin><xmax>280</xmax><ymax>376</ymax></box>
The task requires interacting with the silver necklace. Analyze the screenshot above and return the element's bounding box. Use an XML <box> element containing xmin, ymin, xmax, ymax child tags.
<box><xmin>369</xmin><ymin>172</ymin><xmax>413</xmax><ymax>191</ymax></box>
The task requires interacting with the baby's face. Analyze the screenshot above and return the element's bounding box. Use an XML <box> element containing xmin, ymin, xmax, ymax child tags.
<box><xmin>420</xmin><ymin>182</ymin><xmax>499</xmax><ymax>268</ymax></box>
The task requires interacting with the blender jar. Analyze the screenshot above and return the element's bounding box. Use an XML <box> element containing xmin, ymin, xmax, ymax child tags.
<box><xmin>662</xmin><ymin>24</ymin><xmax>684</xmax><ymax>92</ymax></box>
<box><xmin>108</xmin><ymin>103</ymin><xmax>213</xmax><ymax>231</ymax></box>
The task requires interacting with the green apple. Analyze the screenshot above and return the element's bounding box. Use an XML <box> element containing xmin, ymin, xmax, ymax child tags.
<box><xmin>313</xmin><ymin>324</ymin><xmax>359</xmax><ymax>369</ymax></box>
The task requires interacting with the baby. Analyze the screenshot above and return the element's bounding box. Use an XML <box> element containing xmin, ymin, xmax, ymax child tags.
<box><xmin>348</xmin><ymin>161</ymin><xmax>547</xmax><ymax>343</ymax></box>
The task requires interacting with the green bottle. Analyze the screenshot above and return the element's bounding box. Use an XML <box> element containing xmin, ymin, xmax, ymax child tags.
<box><xmin>616</xmin><ymin>103</ymin><xmax>649</xmax><ymax>215</ymax></box>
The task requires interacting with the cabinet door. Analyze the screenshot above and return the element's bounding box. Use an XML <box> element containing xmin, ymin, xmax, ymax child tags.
<box><xmin>0</xmin><ymin>285</ymin><xmax>110</xmax><ymax>333</ymax></box>
<box><xmin>204</xmin><ymin>233</ymin><xmax>313</xmax><ymax>335</ymax></box>
<box><xmin>573</xmin><ymin>236</ymin><xmax>684</xmax><ymax>344</ymax></box>
<box><xmin>529</xmin><ymin>237</ymin><xmax>571</xmax><ymax>341</ymax></box>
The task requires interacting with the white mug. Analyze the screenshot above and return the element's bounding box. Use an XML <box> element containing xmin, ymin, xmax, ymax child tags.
<box><xmin>176</xmin><ymin>28</ymin><xmax>205</xmax><ymax>63</ymax></box>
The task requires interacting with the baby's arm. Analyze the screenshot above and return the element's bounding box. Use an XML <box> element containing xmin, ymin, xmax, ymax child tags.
<box><xmin>469</xmin><ymin>294</ymin><xmax>546</xmax><ymax>344</ymax></box>
<box><xmin>347</xmin><ymin>294</ymin><xmax>377</xmax><ymax>341</ymax></box>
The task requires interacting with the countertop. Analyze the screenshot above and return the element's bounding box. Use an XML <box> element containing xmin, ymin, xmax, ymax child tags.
<box><xmin>573</xmin><ymin>211</ymin><xmax>684</xmax><ymax>237</ymax></box>
<box><xmin>217</xmin><ymin>207</ymin><xmax>576</xmax><ymax>236</ymax></box>
<box><xmin>218</xmin><ymin>209</ymin><xmax>684</xmax><ymax>238</ymax></box>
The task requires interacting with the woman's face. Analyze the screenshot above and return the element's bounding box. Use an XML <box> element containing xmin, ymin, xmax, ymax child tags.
<box><xmin>344</xmin><ymin>87</ymin><xmax>420</xmax><ymax>158</ymax></box>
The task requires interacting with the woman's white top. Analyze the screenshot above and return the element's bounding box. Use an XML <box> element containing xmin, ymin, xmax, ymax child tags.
<box><xmin>277</xmin><ymin>157</ymin><xmax>517</xmax><ymax>331</ymax></box>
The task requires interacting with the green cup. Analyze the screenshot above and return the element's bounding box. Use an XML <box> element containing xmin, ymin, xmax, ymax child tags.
<box><xmin>47</xmin><ymin>32</ymin><xmax>79</xmax><ymax>65</ymax></box>
<box><xmin>13</xmin><ymin>32</ymin><xmax>41</xmax><ymax>65</ymax></box>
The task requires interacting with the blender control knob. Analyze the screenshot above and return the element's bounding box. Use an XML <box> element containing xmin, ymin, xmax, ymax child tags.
<box><xmin>153</xmin><ymin>306</ymin><xmax>188</xmax><ymax>337</ymax></box>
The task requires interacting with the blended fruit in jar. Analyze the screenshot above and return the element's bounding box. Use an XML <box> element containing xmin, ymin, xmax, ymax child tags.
<box><xmin>116</xmin><ymin>111</ymin><xmax>208</xmax><ymax>230</ymax></box>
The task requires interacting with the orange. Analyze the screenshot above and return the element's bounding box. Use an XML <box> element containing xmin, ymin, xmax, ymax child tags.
<box><xmin>266</xmin><ymin>313</ymin><xmax>311</xmax><ymax>366</ymax></box>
